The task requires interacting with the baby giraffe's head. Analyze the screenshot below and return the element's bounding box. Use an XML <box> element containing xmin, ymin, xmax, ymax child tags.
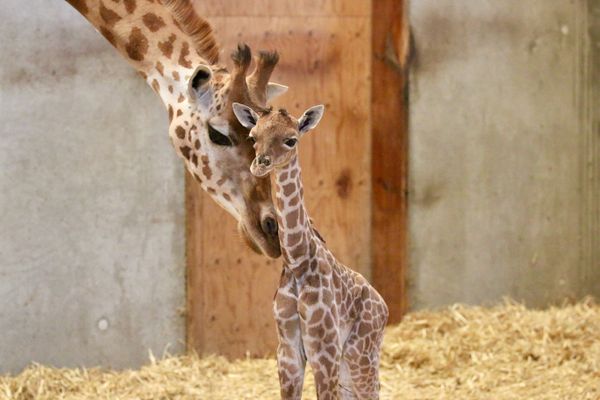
<box><xmin>232</xmin><ymin>103</ymin><xmax>325</xmax><ymax>177</ymax></box>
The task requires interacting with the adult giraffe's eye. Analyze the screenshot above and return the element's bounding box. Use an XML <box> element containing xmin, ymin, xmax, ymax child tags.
<box><xmin>208</xmin><ymin>123</ymin><xmax>233</xmax><ymax>146</ymax></box>
<box><xmin>283</xmin><ymin>138</ymin><xmax>297</xmax><ymax>148</ymax></box>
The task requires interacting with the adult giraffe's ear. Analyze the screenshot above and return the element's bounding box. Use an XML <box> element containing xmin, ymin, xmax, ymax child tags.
<box><xmin>188</xmin><ymin>64</ymin><xmax>213</xmax><ymax>99</ymax></box>
<box><xmin>266</xmin><ymin>82</ymin><xmax>288</xmax><ymax>101</ymax></box>
<box><xmin>298</xmin><ymin>105</ymin><xmax>325</xmax><ymax>135</ymax></box>
<box><xmin>232</xmin><ymin>103</ymin><xmax>259</xmax><ymax>129</ymax></box>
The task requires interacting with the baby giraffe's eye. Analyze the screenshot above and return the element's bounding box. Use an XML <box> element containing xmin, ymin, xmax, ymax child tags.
<box><xmin>248</xmin><ymin>136</ymin><xmax>256</xmax><ymax>144</ymax></box>
<box><xmin>283</xmin><ymin>138</ymin><xmax>297</xmax><ymax>148</ymax></box>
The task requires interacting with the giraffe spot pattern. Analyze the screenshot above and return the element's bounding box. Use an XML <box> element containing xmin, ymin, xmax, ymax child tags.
<box><xmin>158</xmin><ymin>34</ymin><xmax>176</xmax><ymax>59</ymax></box>
<box><xmin>310</xmin><ymin>308</ymin><xmax>324</xmax><ymax>322</ymax></box>
<box><xmin>155</xmin><ymin>61</ymin><xmax>164</xmax><ymax>76</ymax></box>
<box><xmin>276</xmin><ymin>196</ymin><xmax>285</xmax><ymax>210</ymax></box>
<box><xmin>99</xmin><ymin>1</ymin><xmax>121</xmax><ymax>27</ymax></box>
<box><xmin>282</xmin><ymin>183</ymin><xmax>296</xmax><ymax>196</ymax></box>
<box><xmin>286</xmin><ymin>209</ymin><xmax>299</xmax><ymax>229</ymax></box>
<box><xmin>287</xmin><ymin>231</ymin><xmax>303</xmax><ymax>247</ymax></box>
<box><xmin>178</xmin><ymin>42</ymin><xmax>193</xmax><ymax>68</ymax></box>
<box><xmin>142</xmin><ymin>12</ymin><xmax>165</xmax><ymax>32</ymax></box>
<box><xmin>201</xmin><ymin>155</ymin><xmax>212</xmax><ymax>179</ymax></box>
<box><xmin>151</xmin><ymin>79</ymin><xmax>160</xmax><ymax>93</ymax></box>
<box><xmin>308</xmin><ymin>325</ymin><xmax>325</xmax><ymax>338</ymax></box>
<box><xmin>180</xmin><ymin>146</ymin><xmax>191</xmax><ymax>160</ymax></box>
<box><xmin>288</xmin><ymin>195</ymin><xmax>300</xmax><ymax>207</ymax></box>
<box><xmin>123</xmin><ymin>0</ymin><xmax>136</xmax><ymax>13</ymax></box>
<box><xmin>125</xmin><ymin>27</ymin><xmax>148</xmax><ymax>61</ymax></box>
<box><xmin>175</xmin><ymin>126</ymin><xmax>186</xmax><ymax>139</ymax></box>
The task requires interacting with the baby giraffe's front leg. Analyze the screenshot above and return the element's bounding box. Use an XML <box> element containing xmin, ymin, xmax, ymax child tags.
<box><xmin>299</xmin><ymin>285</ymin><xmax>341</xmax><ymax>400</ymax></box>
<box><xmin>275</xmin><ymin>269</ymin><xmax>306</xmax><ymax>400</ymax></box>
<box><xmin>276</xmin><ymin>324</ymin><xmax>306</xmax><ymax>400</ymax></box>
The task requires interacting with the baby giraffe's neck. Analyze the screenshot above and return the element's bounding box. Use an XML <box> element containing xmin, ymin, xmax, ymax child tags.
<box><xmin>273</xmin><ymin>154</ymin><xmax>315</xmax><ymax>268</ymax></box>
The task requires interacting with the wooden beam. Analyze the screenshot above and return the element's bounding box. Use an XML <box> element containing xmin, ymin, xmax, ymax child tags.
<box><xmin>371</xmin><ymin>0</ymin><xmax>410</xmax><ymax>323</ymax></box>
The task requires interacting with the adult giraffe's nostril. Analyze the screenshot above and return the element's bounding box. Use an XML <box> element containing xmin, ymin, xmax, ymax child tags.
<box><xmin>261</xmin><ymin>216</ymin><xmax>278</xmax><ymax>237</ymax></box>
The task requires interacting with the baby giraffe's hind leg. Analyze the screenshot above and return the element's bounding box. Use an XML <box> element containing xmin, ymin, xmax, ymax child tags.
<box><xmin>342</xmin><ymin>290</ymin><xmax>388</xmax><ymax>400</ymax></box>
<box><xmin>339</xmin><ymin>358</ymin><xmax>358</xmax><ymax>400</ymax></box>
<box><xmin>342</xmin><ymin>320</ymin><xmax>385</xmax><ymax>399</ymax></box>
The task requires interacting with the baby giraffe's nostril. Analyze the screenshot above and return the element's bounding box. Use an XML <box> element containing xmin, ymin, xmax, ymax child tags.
<box><xmin>258</xmin><ymin>154</ymin><xmax>271</xmax><ymax>167</ymax></box>
<box><xmin>261</xmin><ymin>217</ymin><xmax>278</xmax><ymax>237</ymax></box>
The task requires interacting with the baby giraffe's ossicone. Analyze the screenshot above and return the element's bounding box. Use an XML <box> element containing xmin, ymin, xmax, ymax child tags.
<box><xmin>233</xmin><ymin>103</ymin><xmax>389</xmax><ymax>400</ymax></box>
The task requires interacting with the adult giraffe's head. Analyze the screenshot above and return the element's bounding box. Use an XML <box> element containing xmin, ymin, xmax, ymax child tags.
<box><xmin>165</xmin><ymin>45</ymin><xmax>287</xmax><ymax>258</ymax></box>
<box><xmin>65</xmin><ymin>0</ymin><xmax>287</xmax><ymax>257</ymax></box>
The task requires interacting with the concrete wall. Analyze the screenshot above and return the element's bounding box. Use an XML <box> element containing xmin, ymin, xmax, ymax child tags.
<box><xmin>0</xmin><ymin>1</ymin><xmax>185</xmax><ymax>373</ymax></box>
<box><xmin>409</xmin><ymin>0</ymin><xmax>600</xmax><ymax>309</ymax></box>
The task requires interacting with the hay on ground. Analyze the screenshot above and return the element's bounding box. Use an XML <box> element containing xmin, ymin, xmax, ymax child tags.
<box><xmin>1</xmin><ymin>299</ymin><xmax>598</xmax><ymax>399</ymax></box>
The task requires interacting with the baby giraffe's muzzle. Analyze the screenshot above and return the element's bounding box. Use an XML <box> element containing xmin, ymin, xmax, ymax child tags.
<box><xmin>250</xmin><ymin>154</ymin><xmax>272</xmax><ymax>177</ymax></box>
<box><xmin>257</xmin><ymin>154</ymin><xmax>271</xmax><ymax>167</ymax></box>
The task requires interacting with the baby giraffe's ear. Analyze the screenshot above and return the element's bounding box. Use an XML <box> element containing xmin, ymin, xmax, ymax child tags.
<box><xmin>232</xmin><ymin>103</ymin><xmax>260</xmax><ymax>129</ymax></box>
<box><xmin>298</xmin><ymin>105</ymin><xmax>325</xmax><ymax>135</ymax></box>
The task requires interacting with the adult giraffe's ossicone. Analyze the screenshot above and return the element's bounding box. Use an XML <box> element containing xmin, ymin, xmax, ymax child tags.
<box><xmin>65</xmin><ymin>0</ymin><xmax>287</xmax><ymax>257</ymax></box>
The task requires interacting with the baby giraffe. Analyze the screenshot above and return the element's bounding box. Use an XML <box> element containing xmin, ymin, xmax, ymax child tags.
<box><xmin>233</xmin><ymin>103</ymin><xmax>389</xmax><ymax>400</ymax></box>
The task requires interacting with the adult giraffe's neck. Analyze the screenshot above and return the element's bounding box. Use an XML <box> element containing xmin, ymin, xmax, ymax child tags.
<box><xmin>65</xmin><ymin>0</ymin><xmax>217</xmax><ymax>107</ymax></box>
<box><xmin>274</xmin><ymin>154</ymin><xmax>316</xmax><ymax>268</ymax></box>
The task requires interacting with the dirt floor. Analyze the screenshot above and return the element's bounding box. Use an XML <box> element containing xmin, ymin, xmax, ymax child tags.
<box><xmin>1</xmin><ymin>299</ymin><xmax>598</xmax><ymax>400</ymax></box>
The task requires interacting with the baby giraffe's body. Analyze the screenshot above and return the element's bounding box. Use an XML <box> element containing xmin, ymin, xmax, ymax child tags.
<box><xmin>233</xmin><ymin>104</ymin><xmax>389</xmax><ymax>400</ymax></box>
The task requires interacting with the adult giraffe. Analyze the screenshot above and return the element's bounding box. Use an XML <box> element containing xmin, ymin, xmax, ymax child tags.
<box><xmin>64</xmin><ymin>0</ymin><xmax>288</xmax><ymax>257</ymax></box>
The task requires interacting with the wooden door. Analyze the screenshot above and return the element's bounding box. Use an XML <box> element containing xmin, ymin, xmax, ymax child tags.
<box><xmin>187</xmin><ymin>0</ymin><xmax>408</xmax><ymax>358</ymax></box>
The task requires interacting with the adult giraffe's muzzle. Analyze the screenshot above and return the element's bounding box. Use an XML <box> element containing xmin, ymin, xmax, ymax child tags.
<box><xmin>238</xmin><ymin>215</ymin><xmax>281</xmax><ymax>258</ymax></box>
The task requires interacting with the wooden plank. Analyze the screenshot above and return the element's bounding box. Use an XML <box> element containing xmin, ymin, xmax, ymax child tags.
<box><xmin>185</xmin><ymin>172</ymin><xmax>205</xmax><ymax>353</ymax></box>
<box><xmin>187</xmin><ymin>15</ymin><xmax>372</xmax><ymax>358</ymax></box>
<box><xmin>194</xmin><ymin>0</ymin><xmax>370</xmax><ymax>17</ymax></box>
<box><xmin>371</xmin><ymin>0</ymin><xmax>410</xmax><ymax>323</ymax></box>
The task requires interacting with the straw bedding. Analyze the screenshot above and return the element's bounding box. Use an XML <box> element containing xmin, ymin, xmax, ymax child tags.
<box><xmin>1</xmin><ymin>300</ymin><xmax>598</xmax><ymax>400</ymax></box>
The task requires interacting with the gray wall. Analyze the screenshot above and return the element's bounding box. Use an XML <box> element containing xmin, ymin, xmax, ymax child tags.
<box><xmin>409</xmin><ymin>0</ymin><xmax>600</xmax><ymax>309</ymax></box>
<box><xmin>0</xmin><ymin>2</ymin><xmax>185</xmax><ymax>373</ymax></box>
